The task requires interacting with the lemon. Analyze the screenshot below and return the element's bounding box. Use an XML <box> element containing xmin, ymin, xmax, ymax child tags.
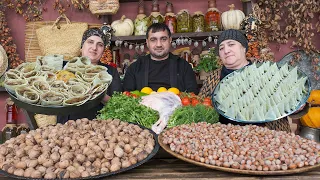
<box><xmin>168</xmin><ymin>87</ymin><xmax>180</xmax><ymax>95</ymax></box>
<box><xmin>157</xmin><ymin>87</ymin><xmax>167</xmax><ymax>92</ymax></box>
<box><xmin>141</xmin><ymin>87</ymin><xmax>153</xmax><ymax>95</ymax></box>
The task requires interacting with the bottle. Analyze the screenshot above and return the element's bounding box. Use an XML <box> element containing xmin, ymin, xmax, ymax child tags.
<box><xmin>2</xmin><ymin>98</ymin><xmax>18</xmax><ymax>142</ymax></box>
<box><xmin>205</xmin><ymin>0</ymin><xmax>221</xmax><ymax>31</ymax></box>
<box><xmin>164</xmin><ymin>2</ymin><xmax>177</xmax><ymax>33</ymax></box>
<box><xmin>148</xmin><ymin>0</ymin><xmax>164</xmax><ymax>26</ymax></box>
<box><xmin>134</xmin><ymin>0</ymin><xmax>149</xmax><ymax>36</ymax></box>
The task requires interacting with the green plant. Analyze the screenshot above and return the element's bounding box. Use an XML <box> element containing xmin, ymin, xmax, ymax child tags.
<box><xmin>194</xmin><ymin>48</ymin><xmax>220</xmax><ymax>73</ymax></box>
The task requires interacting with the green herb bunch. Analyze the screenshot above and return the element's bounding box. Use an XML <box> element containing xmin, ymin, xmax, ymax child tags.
<box><xmin>167</xmin><ymin>104</ymin><xmax>219</xmax><ymax>128</ymax></box>
<box><xmin>97</xmin><ymin>92</ymin><xmax>159</xmax><ymax>129</ymax></box>
<box><xmin>194</xmin><ymin>48</ymin><xmax>220</xmax><ymax>73</ymax></box>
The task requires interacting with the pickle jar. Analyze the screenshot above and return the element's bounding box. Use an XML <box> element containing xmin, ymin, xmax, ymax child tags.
<box><xmin>205</xmin><ymin>0</ymin><xmax>221</xmax><ymax>31</ymax></box>
<box><xmin>148</xmin><ymin>0</ymin><xmax>164</xmax><ymax>26</ymax></box>
<box><xmin>134</xmin><ymin>0</ymin><xmax>149</xmax><ymax>35</ymax></box>
<box><xmin>192</xmin><ymin>11</ymin><xmax>205</xmax><ymax>32</ymax></box>
<box><xmin>164</xmin><ymin>2</ymin><xmax>177</xmax><ymax>33</ymax></box>
<box><xmin>177</xmin><ymin>9</ymin><xmax>192</xmax><ymax>33</ymax></box>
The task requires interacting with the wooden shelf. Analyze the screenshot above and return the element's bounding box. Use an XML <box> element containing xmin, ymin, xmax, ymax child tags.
<box><xmin>111</xmin><ymin>31</ymin><xmax>226</xmax><ymax>42</ymax></box>
<box><xmin>120</xmin><ymin>0</ymin><xmax>152</xmax><ymax>2</ymax></box>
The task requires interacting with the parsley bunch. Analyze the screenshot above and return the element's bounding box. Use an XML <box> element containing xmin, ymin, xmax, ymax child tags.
<box><xmin>97</xmin><ymin>93</ymin><xmax>159</xmax><ymax>128</ymax></box>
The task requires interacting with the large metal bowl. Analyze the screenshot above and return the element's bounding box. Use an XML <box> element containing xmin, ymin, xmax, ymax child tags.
<box><xmin>212</xmin><ymin>62</ymin><xmax>311</xmax><ymax>124</ymax></box>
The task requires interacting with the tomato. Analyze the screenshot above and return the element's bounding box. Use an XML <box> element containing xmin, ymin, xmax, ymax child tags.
<box><xmin>189</xmin><ymin>92</ymin><xmax>196</xmax><ymax>97</ymax></box>
<box><xmin>203</xmin><ymin>97</ymin><xmax>212</xmax><ymax>103</ymax></box>
<box><xmin>191</xmin><ymin>99</ymin><xmax>199</xmax><ymax>106</ymax></box>
<box><xmin>131</xmin><ymin>94</ymin><xmax>139</xmax><ymax>98</ymax></box>
<box><xmin>181</xmin><ymin>97</ymin><xmax>191</xmax><ymax>106</ymax></box>
<box><xmin>202</xmin><ymin>101</ymin><xmax>212</xmax><ymax>107</ymax></box>
<box><xmin>123</xmin><ymin>91</ymin><xmax>131</xmax><ymax>96</ymax></box>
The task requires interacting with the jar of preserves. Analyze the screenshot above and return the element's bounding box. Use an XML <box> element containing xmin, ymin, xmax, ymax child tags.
<box><xmin>17</xmin><ymin>124</ymin><xmax>30</xmax><ymax>135</ymax></box>
<box><xmin>148</xmin><ymin>0</ymin><xmax>164</xmax><ymax>26</ymax></box>
<box><xmin>2</xmin><ymin>124</ymin><xmax>17</xmax><ymax>143</ymax></box>
<box><xmin>134</xmin><ymin>0</ymin><xmax>149</xmax><ymax>35</ymax></box>
<box><xmin>205</xmin><ymin>0</ymin><xmax>221</xmax><ymax>31</ymax></box>
<box><xmin>177</xmin><ymin>9</ymin><xmax>192</xmax><ymax>33</ymax></box>
<box><xmin>164</xmin><ymin>2</ymin><xmax>177</xmax><ymax>33</ymax></box>
<box><xmin>192</xmin><ymin>11</ymin><xmax>205</xmax><ymax>32</ymax></box>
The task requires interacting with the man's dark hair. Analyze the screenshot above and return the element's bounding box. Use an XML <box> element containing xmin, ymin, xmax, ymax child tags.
<box><xmin>146</xmin><ymin>23</ymin><xmax>171</xmax><ymax>39</ymax></box>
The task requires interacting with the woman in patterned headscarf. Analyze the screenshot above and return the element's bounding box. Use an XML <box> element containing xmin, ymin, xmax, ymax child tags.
<box><xmin>58</xmin><ymin>28</ymin><xmax>122</xmax><ymax>123</ymax></box>
<box><xmin>81</xmin><ymin>28</ymin><xmax>108</xmax><ymax>65</ymax></box>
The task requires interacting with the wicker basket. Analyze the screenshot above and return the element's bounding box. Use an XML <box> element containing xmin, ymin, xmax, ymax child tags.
<box><xmin>89</xmin><ymin>0</ymin><xmax>120</xmax><ymax>15</ymax></box>
<box><xmin>34</xmin><ymin>114</ymin><xmax>57</xmax><ymax>128</ymax></box>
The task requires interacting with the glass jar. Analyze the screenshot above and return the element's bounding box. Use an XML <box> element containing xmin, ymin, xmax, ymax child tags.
<box><xmin>192</xmin><ymin>11</ymin><xmax>205</xmax><ymax>32</ymax></box>
<box><xmin>205</xmin><ymin>0</ymin><xmax>221</xmax><ymax>31</ymax></box>
<box><xmin>134</xmin><ymin>0</ymin><xmax>149</xmax><ymax>35</ymax></box>
<box><xmin>177</xmin><ymin>9</ymin><xmax>192</xmax><ymax>33</ymax></box>
<box><xmin>2</xmin><ymin>124</ymin><xmax>17</xmax><ymax>143</ymax></box>
<box><xmin>164</xmin><ymin>2</ymin><xmax>176</xmax><ymax>33</ymax></box>
<box><xmin>17</xmin><ymin>124</ymin><xmax>30</xmax><ymax>135</ymax></box>
<box><xmin>148</xmin><ymin>0</ymin><xmax>164</xmax><ymax>26</ymax></box>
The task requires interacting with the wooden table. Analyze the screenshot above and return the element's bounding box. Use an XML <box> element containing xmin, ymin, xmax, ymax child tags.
<box><xmin>0</xmin><ymin>150</ymin><xmax>319</xmax><ymax>180</ymax></box>
<box><xmin>102</xmin><ymin>158</ymin><xmax>320</xmax><ymax>180</ymax></box>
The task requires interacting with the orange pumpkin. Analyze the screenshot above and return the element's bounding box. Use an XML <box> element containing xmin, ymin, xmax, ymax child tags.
<box><xmin>300</xmin><ymin>107</ymin><xmax>320</xmax><ymax>128</ymax></box>
<box><xmin>307</xmin><ymin>90</ymin><xmax>320</xmax><ymax>105</ymax></box>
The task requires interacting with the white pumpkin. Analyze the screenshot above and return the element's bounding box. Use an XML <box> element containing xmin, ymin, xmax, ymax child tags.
<box><xmin>111</xmin><ymin>15</ymin><xmax>134</xmax><ymax>36</ymax></box>
<box><xmin>221</xmin><ymin>4</ymin><xmax>245</xmax><ymax>30</ymax></box>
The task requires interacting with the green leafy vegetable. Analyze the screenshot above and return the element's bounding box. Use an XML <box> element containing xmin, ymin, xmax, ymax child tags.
<box><xmin>193</xmin><ymin>48</ymin><xmax>220</xmax><ymax>73</ymax></box>
<box><xmin>167</xmin><ymin>104</ymin><xmax>219</xmax><ymax>128</ymax></box>
<box><xmin>97</xmin><ymin>92</ymin><xmax>159</xmax><ymax>128</ymax></box>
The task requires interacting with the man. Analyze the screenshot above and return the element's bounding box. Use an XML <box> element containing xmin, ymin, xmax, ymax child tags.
<box><xmin>123</xmin><ymin>23</ymin><xmax>199</xmax><ymax>94</ymax></box>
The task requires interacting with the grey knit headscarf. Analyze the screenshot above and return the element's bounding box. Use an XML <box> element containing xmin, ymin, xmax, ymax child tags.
<box><xmin>81</xmin><ymin>28</ymin><xmax>107</xmax><ymax>48</ymax></box>
<box><xmin>217</xmin><ymin>29</ymin><xmax>248</xmax><ymax>52</ymax></box>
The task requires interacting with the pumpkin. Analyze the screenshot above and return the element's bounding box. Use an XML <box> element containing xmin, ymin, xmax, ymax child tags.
<box><xmin>307</xmin><ymin>89</ymin><xmax>320</xmax><ymax>105</ymax></box>
<box><xmin>300</xmin><ymin>107</ymin><xmax>320</xmax><ymax>128</ymax></box>
<box><xmin>221</xmin><ymin>4</ymin><xmax>245</xmax><ymax>30</ymax></box>
<box><xmin>111</xmin><ymin>15</ymin><xmax>134</xmax><ymax>36</ymax></box>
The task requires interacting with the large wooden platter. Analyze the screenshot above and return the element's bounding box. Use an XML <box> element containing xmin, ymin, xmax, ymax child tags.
<box><xmin>158</xmin><ymin>132</ymin><xmax>320</xmax><ymax>176</ymax></box>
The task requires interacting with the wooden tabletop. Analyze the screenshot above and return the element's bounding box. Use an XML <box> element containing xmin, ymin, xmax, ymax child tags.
<box><xmin>0</xmin><ymin>158</ymin><xmax>319</xmax><ymax>180</ymax></box>
<box><xmin>0</xmin><ymin>150</ymin><xmax>319</xmax><ymax>180</ymax></box>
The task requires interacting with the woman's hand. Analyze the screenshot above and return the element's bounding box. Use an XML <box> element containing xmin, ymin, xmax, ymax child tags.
<box><xmin>101</xmin><ymin>94</ymin><xmax>111</xmax><ymax>105</ymax></box>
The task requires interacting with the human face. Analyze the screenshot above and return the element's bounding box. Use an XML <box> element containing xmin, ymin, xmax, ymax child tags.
<box><xmin>146</xmin><ymin>30</ymin><xmax>172</xmax><ymax>60</ymax></box>
<box><xmin>81</xmin><ymin>36</ymin><xmax>105</xmax><ymax>65</ymax></box>
<box><xmin>218</xmin><ymin>40</ymin><xmax>248</xmax><ymax>70</ymax></box>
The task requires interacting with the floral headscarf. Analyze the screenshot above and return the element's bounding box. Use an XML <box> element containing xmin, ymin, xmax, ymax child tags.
<box><xmin>81</xmin><ymin>28</ymin><xmax>107</xmax><ymax>48</ymax></box>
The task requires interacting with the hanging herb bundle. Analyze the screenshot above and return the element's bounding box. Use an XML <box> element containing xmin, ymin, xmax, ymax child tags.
<box><xmin>0</xmin><ymin>0</ymin><xmax>89</xmax><ymax>22</ymax></box>
<box><xmin>0</xmin><ymin>11</ymin><xmax>24</xmax><ymax>69</ymax></box>
<box><xmin>254</xmin><ymin>0</ymin><xmax>319</xmax><ymax>54</ymax></box>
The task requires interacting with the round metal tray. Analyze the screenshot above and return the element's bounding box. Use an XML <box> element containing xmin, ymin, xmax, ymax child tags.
<box><xmin>212</xmin><ymin>62</ymin><xmax>311</xmax><ymax>124</ymax></box>
<box><xmin>7</xmin><ymin>89</ymin><xmax>105</xmax><ymax>115</ymax></box>
<box><xmin>0</xmin><ymin>122</ymin><xmax>160</xmax><ymax>180</ymax></box>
